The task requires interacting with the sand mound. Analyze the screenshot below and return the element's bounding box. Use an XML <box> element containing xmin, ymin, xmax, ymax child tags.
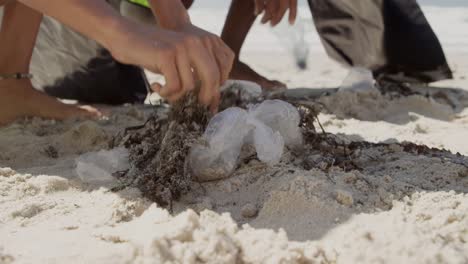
<box><xmin>116</xmin><ymin>93</ymin><xmax>210</xmax><ymax>207</ymax></box>
<box><xmin>318</xmin><ymin>84</ymin><xmax>468</xmax><ymax>123</ymax></box>
<box><xmin>1</xmin><ymin>86</ymin><xmax>468</xmax><ymax>263</ymax></box>
<box><xmin>1</xmin><ymin>164</ymin><xmax>467</xmax><ymax>263</ymax></box>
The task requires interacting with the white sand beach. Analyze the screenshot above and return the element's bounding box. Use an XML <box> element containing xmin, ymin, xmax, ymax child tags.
<box><xmin>1</xmin><ymin>2</ymin><xmax>468</xmax><ymax>263</ymax></box>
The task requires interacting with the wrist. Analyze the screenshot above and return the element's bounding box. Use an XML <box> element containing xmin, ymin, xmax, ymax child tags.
<box><xmin>101</xmin><ymin>17</ymin><xmax>136</xmax><ymax>64</ymax></box>
<box><xmin>95</xmin><ymin>13</ymin><xmax>126</xmax><ymax>47</ymax></box>
<box><xmin>149</xmin><ymin>0</ymin><xmax>191</xmax><ymax>30</ymax></box>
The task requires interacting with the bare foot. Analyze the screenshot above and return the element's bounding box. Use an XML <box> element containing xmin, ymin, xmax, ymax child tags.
<box><xmin>0</xmin><ymin>79</ymin><xmax>101</xmax><ymax>126</ymax></box>
<box><xmin>230</xmin><ymin>60</ymin><xmax>287</xmax><ymax>91</ymax></box>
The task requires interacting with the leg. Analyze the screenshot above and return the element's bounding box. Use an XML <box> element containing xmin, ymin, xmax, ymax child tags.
<box><xmin>221</xmin><ymin>0</ymin><xmax>285</xmax><ymax>90</ymax></box>
<box><xmin>0</xmin><ymin>1</ymin><xmax>100</xmax><ymax>126</ymax></box>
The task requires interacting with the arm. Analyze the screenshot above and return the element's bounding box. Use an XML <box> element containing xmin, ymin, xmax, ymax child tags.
<box><xmin>147</xmin><ymin>0</ymin><xmax>235</xmax><ymax>109</ymax></box>
<box><xmin>147</xmin><ymin>0</ymin><xmax>191</xmax><ymax>30</ymax></box>
<box><xmin>221</xmin><ymin>0</ymin><xmax>257</xmax><ymax>58</ymax></box>
<box><xmin>18</xmin><ymin>0</ymin><xmax>127</xmax><ymax>52</ymax></box>
<box><xmin>19</xmin><ymin>0</ymin><xmax>233</xmax><ymax>111</ymax></box>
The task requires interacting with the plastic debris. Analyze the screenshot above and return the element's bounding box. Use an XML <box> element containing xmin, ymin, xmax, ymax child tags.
<box><xmin>272</xmin><ymin>18</ymin><xmax>310</xmax><ymax>70</ymax></box>
<box><xmin>75</xmin><ymin>147</ymin><xmax>129</xmax><ymax>186</ymax></box>
<box><xmin>249</xmin><ymin>99</ymin><xmax>303</xmax><ymax>147</ymax></box>
<box><xmin>190</xmin><ymin>100</ymin><xmax>302</xmax><ymax>182</ymax></box>
<box><xmin>249</xmin><ymin>118</ymin><xmax>284</xmax><ymax>165</ymax></box>
<box><xmin>189</xmin><ymin>107</ymin><xmax>251</xmax><ymax>182</ymax></box>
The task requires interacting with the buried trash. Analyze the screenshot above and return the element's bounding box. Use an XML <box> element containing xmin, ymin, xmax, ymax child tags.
<box><xmin>189</xmin><ymin>100</ymin><xmax>301</xmax><ymax>182</ymax></box>
<box><xmin>114</xmin><ymin>83</ymin><xmax>468</xmax><ymax>209</ymax></box>
<box><xmin>75</xmin><ymin>147</ymin><xmax>130</xmax><ymax>186</ymax></box>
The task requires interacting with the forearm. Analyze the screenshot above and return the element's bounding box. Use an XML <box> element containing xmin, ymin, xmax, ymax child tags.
<box><xmin>18</xmin><ymin>0</ymin><xmax>129</xmax><ymax>50</ymax></box>
<box><xmin>148</xmin><ymin>0</ymin><xmax>191</xmax><ymax>30</ymax></box>
<box><xmin>221</xmin><ymin>0</ymin><xmax>257</xmax><ymax>58</ymax></box>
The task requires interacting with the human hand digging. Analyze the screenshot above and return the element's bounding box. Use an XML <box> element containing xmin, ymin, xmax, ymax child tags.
<box><xmin>254</xmin><ymin>0</ymin><xmax>298</xmax><ymax>26</ymax></box>
<box><xmin>12</xmin><ymin>0</ymin><xmax>231</xmax><ymax>117</ymax></box>
<box><xmin>110</xmin><ymin>23</ymin><xmax>233</xmax><ymax>113</ymax></box>
<box><xmin>145</xmin><ymin>0</ymin><xmax>234</xmax><ymax>113</ymax></box>
<box><xmin>153</xmin><ymin>25</ymin><xmax>234</xmax><ymax>113</ymax></box>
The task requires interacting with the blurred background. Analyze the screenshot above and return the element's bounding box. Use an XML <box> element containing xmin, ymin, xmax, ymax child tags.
<box><xmin>183</xmin><ymin>0</ymin><xmax>468</xmax><ymax>88</ymax></box>
<box><xmin>188</xmin><ymin>0</ymin><xmax>468</xmax><ymax>54</ymax></box>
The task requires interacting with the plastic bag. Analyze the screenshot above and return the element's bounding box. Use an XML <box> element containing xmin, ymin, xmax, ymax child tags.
<box><xmin>249</xmin><ymin>118</ymin><xmax>284</xmax><ymax>165</ymax></box>
<box><xmin>249</xmin><ymin>99</ymin><xmax>303</xmax><ymax>147</ymax></box>
<box><xmin>189</xmin><ymin>100</ymin><xmax>302</xmax><ymax>182</ymax></box>
<box><xmin>189</xmin><ymin>107</ymin><xmax>251</xmax><ymax>182</ymax></box>
<box><xmin>75</xmin><ymin>147</ymin><xmax>129</xmax><ymax>186</ymax></box>
<box><xmin>272</xmin><ymin>18</ymin><xmax>310</xmax><ymax>70</ymax></box>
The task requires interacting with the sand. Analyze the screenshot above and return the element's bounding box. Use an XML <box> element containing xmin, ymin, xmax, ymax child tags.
<box><xmin>1</xmin><ymin>51</ymin><xmax>468</xmax><ymax>263</ymax></box>
<box><xmin>2</xmin><ymin>3</ymin><xmax>468</xmax><ymax>263</ymax></box>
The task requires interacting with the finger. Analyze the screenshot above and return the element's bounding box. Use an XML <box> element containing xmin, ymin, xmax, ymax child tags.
<box><xmin>78</xmin><ymin>105</ymin><xmax>104</xmax><ymax>119</ymax></box>
<box><xmin>152</xmin><ymin>82</ymin><xmax>185</xmax><ymax>104</ymax></box>
<box><xmin>209</xmin><ymin>88</ymin><xmax>221</xmax><ymax>114</ymax></box>
<box><xmin>260</xmin><ymin>0</ymin><xmax>271</xmax><ymax>23</ymax></box>
<box><xmin>261</xmin><ymin>11</ymin><xmax>271</xmax><ymax>24</ymax></box>
<box><xmin>262</xmin><ymin>0</ymin><xmax>277</xmax><ymax>24</ymax></box>
<box><xmin>187</xmin><ymin>39</ymin><xmax>220</xmax><ymax>106</ymax></box>
<box><xmin>174</xmin><ymin>49</ymin><xmax>195</xmax><ymax>99</ymax></box>
<box><xmin>203</xmin><ymin>39</ymin><xmax>224</xmax><ymax>86</ymax></box>
<box><xmin>158</xmin><ymin>60</ymin><xmax>182</xmax><ymax>99</ymax></box>
<box><xmin>166</xmin><ymin>89</ymin><xmax>187</xmax><ymax>103</ymax></box>
<box><xmin>166</xmin><ymin>50</ymin><xmax>194</xmax><ymax>103</ymax></box>
<box><xmin>254</xmin><ymin>0</ymin><xmax>265</xmax><ymax>15</ymax></box>
<box><xmin>271</xmin><ymin>0</ymin><xmax>288</xmax><ymax>26</ymax></box>
<box><xmin>289</xmin><ymin>0</ymin><xmax>297</xmax><ymax>24</ymax></box>
<box><xmin>214</xmin><ymin>38</ymin><xmax>235</xmax><ymax>84</ymax></box>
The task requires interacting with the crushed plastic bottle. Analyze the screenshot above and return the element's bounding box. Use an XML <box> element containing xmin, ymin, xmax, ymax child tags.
<box><xmin>189</xmin><ymin>107</ymin><xmax>252</xmax><ymax>182</ymax></box>
<box><xmin>249</xmin><ymin>99</ymin><xmax>303</xmax><ymax>147</ymax></box>
<box><xmin>189</xmin><ymin>100</ymin><xmax>302</xmax><ymax>182</ymax></box>
<box><xmin>248</xmin><ymin>118</ymin><xmax>284</xmax><ymax>165</ymax></box>
<box><xmin>75</xmin><ymin>147</ymin><xmax>129</xmax><ymax>186</ymax></box>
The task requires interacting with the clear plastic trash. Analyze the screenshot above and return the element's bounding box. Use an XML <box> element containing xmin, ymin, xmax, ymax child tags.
<box><xmin>339</xmin><ymin>67</ymin><xmax>375</xmax><ymax>92</ymax></box>
<box><xmin>190</xmin><ymin>100</ymin><xmax>302</xmax><ymax>182</ymax></box>
<box><xmin>75</xmin><ymin>147</ymin><xmax>129</xmax><ymax>186</ymax></box>
<box><xmin>189</xmin><ymin>107</ymin><xmax>251</xmax><ymax>182</ymax></box>
<box><xmin>272</xmin><ymin>18</ymin><xmax>310</xmax><ymax>70</ymax></box>
<box><xmin>249</xmin><ymin>99</ymin><xmax>303</xmax><ymax>147</ymax></box>
<box><xmin>249</xmin><ymin>118</ymin><xmax>284</xmax><ymax>165</ymax></box>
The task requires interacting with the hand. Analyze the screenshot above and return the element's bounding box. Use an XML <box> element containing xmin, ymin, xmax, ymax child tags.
<box><xmin>177</xmin><ymin>24</ymin><xmax>235</xmax><ymax>104</ymax></box>
<box><xmin>254</xmin><ymin>0</ymin><xmax>298</xmax><ymax>26</ymax></box>
<box><xmin>110</xmin><ymin>23</ymin><xmax>233</xmax><ymax>112</ymax></box>
<box><xmin>146</xmin><ymin>0</ymin><xmax>234</xmax><ymax>111</ymax></box>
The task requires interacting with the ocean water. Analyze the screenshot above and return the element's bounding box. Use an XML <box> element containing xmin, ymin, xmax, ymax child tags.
<box><xmin>188</xmin><ymin>0</ymin><xmax>468</xmax><ymax>54</ymax></box>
